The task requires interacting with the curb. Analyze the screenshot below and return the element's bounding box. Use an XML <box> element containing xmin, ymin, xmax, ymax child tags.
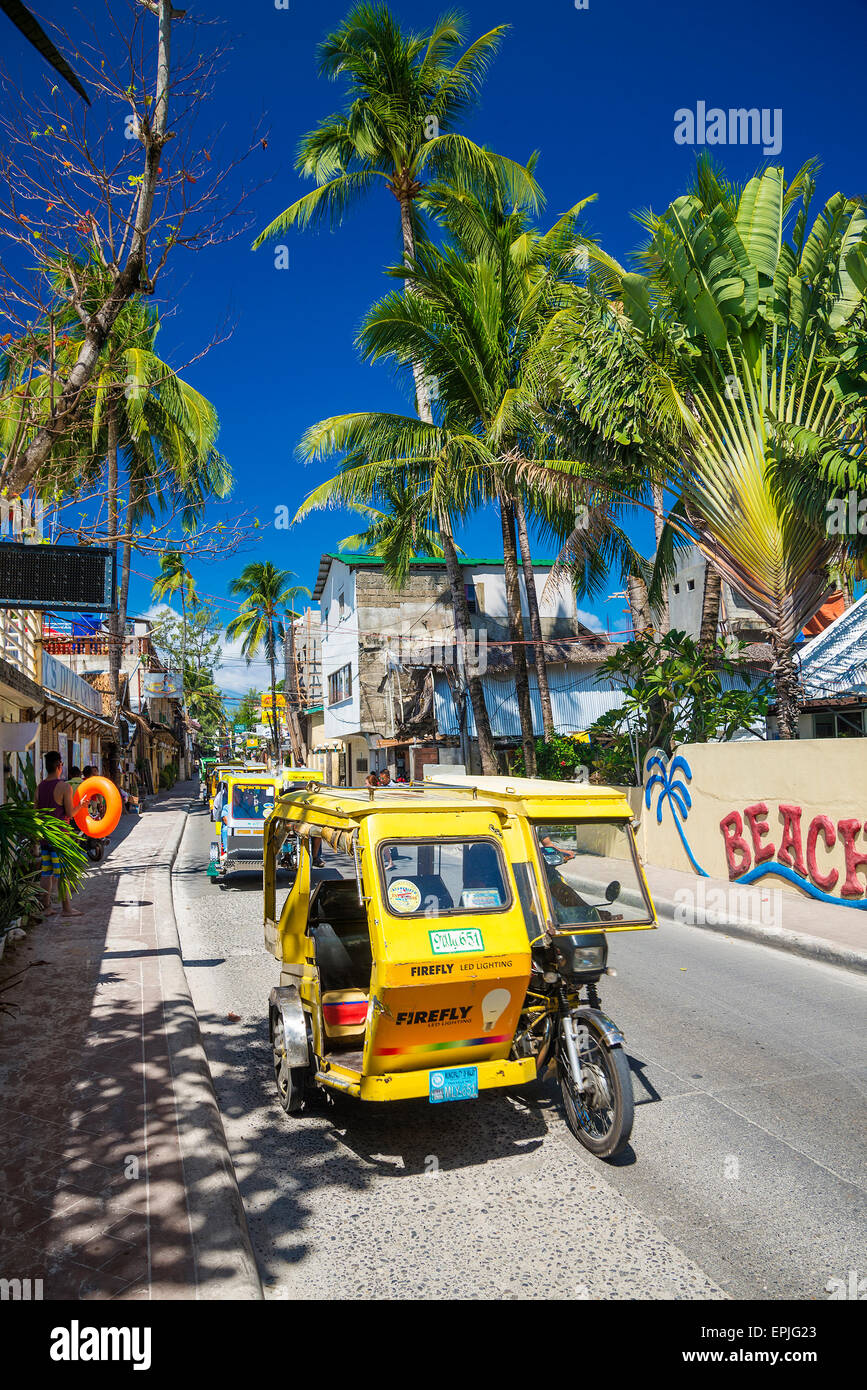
<box><xmin>151</xmin><ymin>797</ymin><xmax>263</xmax><ymax>1300</ymax></box>
<box><xmin>635</xmin><ymin>885</ymin><xmax>867</xmax><ymax>975</ymax></box>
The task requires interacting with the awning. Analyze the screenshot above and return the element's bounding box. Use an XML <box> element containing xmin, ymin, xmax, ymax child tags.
<box><xmin>42</xmin><ymin>692</ymin><xmax>118</xmax><ymax>735</ymax></box>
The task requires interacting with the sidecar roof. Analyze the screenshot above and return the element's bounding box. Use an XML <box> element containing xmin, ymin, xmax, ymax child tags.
<box><xmin>273</xmin><ymin>778</ymin><xmax>634</xmax><ymax>831</ymax></box>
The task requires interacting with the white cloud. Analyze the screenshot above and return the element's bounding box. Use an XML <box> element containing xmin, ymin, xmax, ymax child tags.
<box><xmin>214</xmin><ymin>631</ymin><xmax>276</xmax><ymax>698</ymax></box>
<box><xmin>576</xmin><ymin>608</ymin><xmax>605</xmax><ymax>633</ymax></box>
<box><xmin>138</xmin><ymin>602</ymin><xmax>174</xmax><ymax>624</ymax></box>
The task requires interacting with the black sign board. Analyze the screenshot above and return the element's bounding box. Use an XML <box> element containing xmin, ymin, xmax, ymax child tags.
<box><xmin>0</xmin><ymin>542</ymin><xmax>116</xmax><ymax>613</ymax></box>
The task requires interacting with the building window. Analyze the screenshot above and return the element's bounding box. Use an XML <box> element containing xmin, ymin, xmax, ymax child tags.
<box><xmin>328</xmin><ymin>664</ymin><xmax>352</xmax><ymax>705</ymax></box>
<box><xmin>465</xmin><ymin>583</ymin><xmax>484</xmax><ymax>614</ymax></box>
<box><xmin>814</xmin><ymin>709</ymin><xmax>864</xmax><ymax>739</ymax></box>
<box><xmin>687</xmin><ymin>579</ymin><xmax>696</xmax><ymax>591</ymax></box>
<box><xmin>673</xmin><ymin>583</ymin><xmax>681</xmax><ymax>595</ymax></box>
<box><xmin>338</xmin><ymin>591</ymin><xmax>346</xmax><ymax>622</ymax></box>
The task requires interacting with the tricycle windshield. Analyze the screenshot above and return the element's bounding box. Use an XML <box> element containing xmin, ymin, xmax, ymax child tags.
<box><xmin>532</xmin><ymin>819</ymin><xmax>653</xmax><ymax>928</ymax></box>
<box><xmin>378</xmin><ymin>837</ymin><xmax>511</xmax><ymax>918</ymax></box>
<box><xmin>231</xmin><ymin>783</ymin><xmax>275</xmax><ymax>820</ymax></box>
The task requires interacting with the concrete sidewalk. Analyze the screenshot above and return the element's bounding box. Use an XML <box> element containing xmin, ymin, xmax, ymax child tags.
<box><xmin>641</xmin><ymin>861</ymin><xmax>867</xmax><ymax>974</ymax></box>
<box><xmin>0</xmin><ymin>782</ymin><xmax>261</xmax><ymax>1301</ymax></box>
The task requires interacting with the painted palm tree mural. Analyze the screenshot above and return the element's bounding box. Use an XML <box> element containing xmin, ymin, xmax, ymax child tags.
<box><xmin>643</xmin><ymin>751</ymin><xmax>707</xmax><ymax>878</ymax></box>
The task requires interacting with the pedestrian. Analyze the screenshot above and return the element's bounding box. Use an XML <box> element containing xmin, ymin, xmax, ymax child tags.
<box><xmin>35</xmin><ymin>751</ymin><xmax>83</xmax><ymax>918</ymax></box>
<box><xmin>378</xmin><ymin>768</ymin><xmax>392</xmax><ymax>788</ymax></box>
<box><xmin>365</xmin><ymin>771</ymin><xmax>379</xmax><ymax>791</ymax></box>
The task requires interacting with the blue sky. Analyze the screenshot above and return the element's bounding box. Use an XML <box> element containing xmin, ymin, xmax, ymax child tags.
<box><xmin>7</xmin><ymin>0</ymin><xmax>867</xmax><ymax>694</ymax></box>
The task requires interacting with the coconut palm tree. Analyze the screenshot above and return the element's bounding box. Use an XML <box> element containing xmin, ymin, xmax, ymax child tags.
<box><xmin>336</xmin><ymin>480</ymin><xmax>447</xmax><ymax>581</ymax></box>
<box><xmin>151</xmin><ymin>551</ymin><xmax>200</xmax><ymax>708</ymax></box>
<box><xmin>1</xmin><ymin>265</ymin><xmax>230</xmax><ymax>710</ymax></box>
<box><xmin>297</xmin><ymin>181</ymin><xmax>649</xmax><ymax>770</ymax></box>
<box><xmin>255</xmin><ymin>3</ymin><xmax>540</xmax><ymax>773</ymax></box>
<box><xmin>226</xmin><ymin>563</ymin><xmax>309</xmax><ymax>763</ymax></box>
<box><xmin>91</xmin><ymin>297</ymin><xmax>229</xmax><ymax>704</ymax></box>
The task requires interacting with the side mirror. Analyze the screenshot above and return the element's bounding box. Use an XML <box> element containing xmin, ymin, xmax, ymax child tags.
<box><xmin>605</xmin><ymin>880</ymin><xmax>621</xmax><ymax>903</ymax></box>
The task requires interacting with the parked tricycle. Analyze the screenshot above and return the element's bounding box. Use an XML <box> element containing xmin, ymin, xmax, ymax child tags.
<box><xmin>209</xmin><ymin>771</ymin><xmax>280</xmax><ymax>880</ymax></box>
<box><xmin>263</xmin><ymin>775</ymin><xmax>657</xmax><ymax>1160</ymax></box>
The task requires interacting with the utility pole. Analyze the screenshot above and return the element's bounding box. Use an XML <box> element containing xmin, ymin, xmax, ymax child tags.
<box><xmin>283</xmin><ymin>615</ymin><xmax>308</xmax><ymax>766</ymax></box>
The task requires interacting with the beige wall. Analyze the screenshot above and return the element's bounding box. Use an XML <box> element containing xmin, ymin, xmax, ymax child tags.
<box><xmin>633</xmin><ymin>740</ymin><xmax>867</xmax><ymax>904</ymax></box>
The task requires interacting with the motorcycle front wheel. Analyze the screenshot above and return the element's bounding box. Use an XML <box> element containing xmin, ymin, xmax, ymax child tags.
<box><xmin>557</xmin><ymin>1018</ymin><xmax>633</xmax><ymax>1160</ymax></box>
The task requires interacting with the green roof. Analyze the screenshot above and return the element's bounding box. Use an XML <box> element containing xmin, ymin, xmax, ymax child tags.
<box><xmin>327</xmin><ymin>552</ymin><xmax>556</xmax><ymax>567</ymax></box>
<box><xmin>313</xmin><ymin>550</ymin><xmax>558</xmax><ymax>600</ymax></box>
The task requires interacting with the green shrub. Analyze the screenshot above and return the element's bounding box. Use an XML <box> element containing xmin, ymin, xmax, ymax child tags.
<box><xmin>513</xmin><ymin>733</ymin><xmax>595</xmax><ymax>781</ymax></box>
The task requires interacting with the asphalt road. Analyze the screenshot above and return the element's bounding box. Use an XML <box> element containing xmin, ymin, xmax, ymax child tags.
<box><xmin>173</xmin><ymin>801</ymin><xmax>866</xmax><ymax>1301</ymax></box>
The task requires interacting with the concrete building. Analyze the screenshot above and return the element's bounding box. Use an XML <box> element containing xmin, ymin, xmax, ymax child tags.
<box><xmin>311</xmin><ymin>552</ymin><xmax>620</xmax><ymax>785</ymax></box>
<box><xmin>43</xmin><ymin>615</ymin><xmax>189</xmax><ymax>787</ymax></box>
<box><xmin>668</xmin><ymin>543</ymin><xmax>768</xmax><ymax>642</ymax></box>
<box><xmin>0</xmin><ymin>608</ymin><xmax>118</xmax><ymax>801</ymax></box>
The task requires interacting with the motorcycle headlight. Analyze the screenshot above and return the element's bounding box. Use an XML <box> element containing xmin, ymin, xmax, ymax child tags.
<box><xmin>571</xmin><ymin>945</ymin><xmax>606</xmax><ymax>970</ymax></box>
<box><xmin>560</xmin><ymin>944</ymin><xmax>607</xmax><ymax>973</ymax></box>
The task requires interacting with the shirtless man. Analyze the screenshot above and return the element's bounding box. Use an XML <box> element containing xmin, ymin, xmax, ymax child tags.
<box><xmin>35</xmin><ymin>751</ymin><xmax>83</xmax><ymax>917</ymax></box>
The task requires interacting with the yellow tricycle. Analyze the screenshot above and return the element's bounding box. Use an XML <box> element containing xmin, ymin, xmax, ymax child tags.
<box><xmin>263</xmin><ymin>775</ymin><xmax>657</xmax><ymax>1159</ymax></box>
<box><xmin>209</xmin><ymin>770</ymin><xmax>281</xmax><ymax>880</ymax></box>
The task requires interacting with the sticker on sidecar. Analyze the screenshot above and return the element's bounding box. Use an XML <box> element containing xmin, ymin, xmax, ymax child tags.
<box><xmin>388</xmin><ymin>879</ymin><xmax>422</xmax><ymax>913</ymax></box>
<box><xmin>429</xmin><ymin>928</ymin><xmax>484</xmax><ymax>955</ymax></box>
<box><xmin>429</xmin><ymin>1065</ymin><xmax>478</xmax><ymax>1104</ymax></box>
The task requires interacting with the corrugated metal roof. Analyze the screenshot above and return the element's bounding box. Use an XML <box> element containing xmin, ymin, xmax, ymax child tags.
<box><xmin>798</xmin><ymin>593</ymin><xmax>867</xmax><ymax>697</ymax></box>
<box><xmin>433</xmin><ymin>665</ymin><xmax>770</xmax><ymax>740</ymax></box>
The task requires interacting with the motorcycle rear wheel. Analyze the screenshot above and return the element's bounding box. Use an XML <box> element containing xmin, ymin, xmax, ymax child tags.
<box><xmin>557</xmin><ymin>1020</ymin><xmax>633</xmax><ymax>1160</ymax></box>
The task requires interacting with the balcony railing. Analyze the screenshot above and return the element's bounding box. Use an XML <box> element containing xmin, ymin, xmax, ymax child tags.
<box><xmin>0</xmin><ymin>608</ymin><xmax>41</xmax><ymax>685</ymax></box>
<box><xmin>42</xmin><ymin>635</ymin><xmax>150</xmax><ymax>658</ymax></box>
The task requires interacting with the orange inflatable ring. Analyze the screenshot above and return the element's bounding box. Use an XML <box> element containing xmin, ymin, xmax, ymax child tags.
<box><xmin>72</xmin><ymin>776</ymin><xmax>122</xmax><ymax>838</ymax></box>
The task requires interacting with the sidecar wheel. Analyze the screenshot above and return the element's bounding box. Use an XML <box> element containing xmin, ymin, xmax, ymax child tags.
<box><xmin>558</xmin><ymin>1021</ymin><xmax>633</xmax><ymax>1160</ymax></box>
<box><xmin>270</xmin><ymin>1006</ymin><xmax>313</xmax><ymax>1116</ymax></box>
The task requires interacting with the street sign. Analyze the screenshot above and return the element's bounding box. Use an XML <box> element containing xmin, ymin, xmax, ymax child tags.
<box><xmin>0</xmin><ymin>542</ymin><xmax>115</xmax><ymax>612</ymax></box>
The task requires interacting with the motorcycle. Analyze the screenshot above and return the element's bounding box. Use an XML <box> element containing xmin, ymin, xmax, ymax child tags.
<box><xmin>262</xmin><ymin>775</ymin><xmax>657</xmax><ymax>1161</ymax></box>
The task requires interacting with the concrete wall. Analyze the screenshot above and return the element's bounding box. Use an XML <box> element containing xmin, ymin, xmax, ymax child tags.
<box><xmin>668</xmin><ymin>543</ymin><xmax>766</xmax><ymax>641</ymax></box>
<box><xmin>633</xmin><ymin>739</ymin><xmax>867</xmax><ymax>905</ymax></box>
<box><xmin>320</xmin><ymin>559</ymin><xmax>361</xmax><ymax>741</ymax></box>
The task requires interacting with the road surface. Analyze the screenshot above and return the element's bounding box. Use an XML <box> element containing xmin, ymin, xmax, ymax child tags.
<box><xmin>173</xmin><ymin>802</ymin><xmax>866</xmax><ymax>1300</ymax></box>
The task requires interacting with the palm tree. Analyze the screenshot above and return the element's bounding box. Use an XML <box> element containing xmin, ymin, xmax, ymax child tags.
<box><xmin>1</xmin><ymin>0</ymin><xmax>89</xmax><ymax>103</ymax></box>
<box><xmin>152</xmin><ymin>551</ymin><xmax>200</xmax><ymax>704</ymax></box>
<box><xmin>541</xmin><ymin>161</ymin><xmax>867</xmax><ymax>736</ymax></box>
<box><xmin>88</xmin><ymin>295</ymin><xmax>229</xmax><ymax>704</ymax></box>
<box><xmin>226</xmin><ymin>563</ymin><xmax>308</xmax><ymax>764</ymax></box>
<box><xmin>1</xmin><ymin>265</ymin><xmax>230</xmax><ymax>711</ymax></box>
<box><xmin>296</xmin><ymin>180</ymin><xmax>648</xmax><ymax>770</ymax></box>
<box><xmin>255</xmin><ymin>3</ymin><xmax>540</xmax><ymax>773</ymax></box>
<box><xmin>337</xmin><ymin>479</ymin><xmax>447</xmax><ymax>580</ymax></box>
